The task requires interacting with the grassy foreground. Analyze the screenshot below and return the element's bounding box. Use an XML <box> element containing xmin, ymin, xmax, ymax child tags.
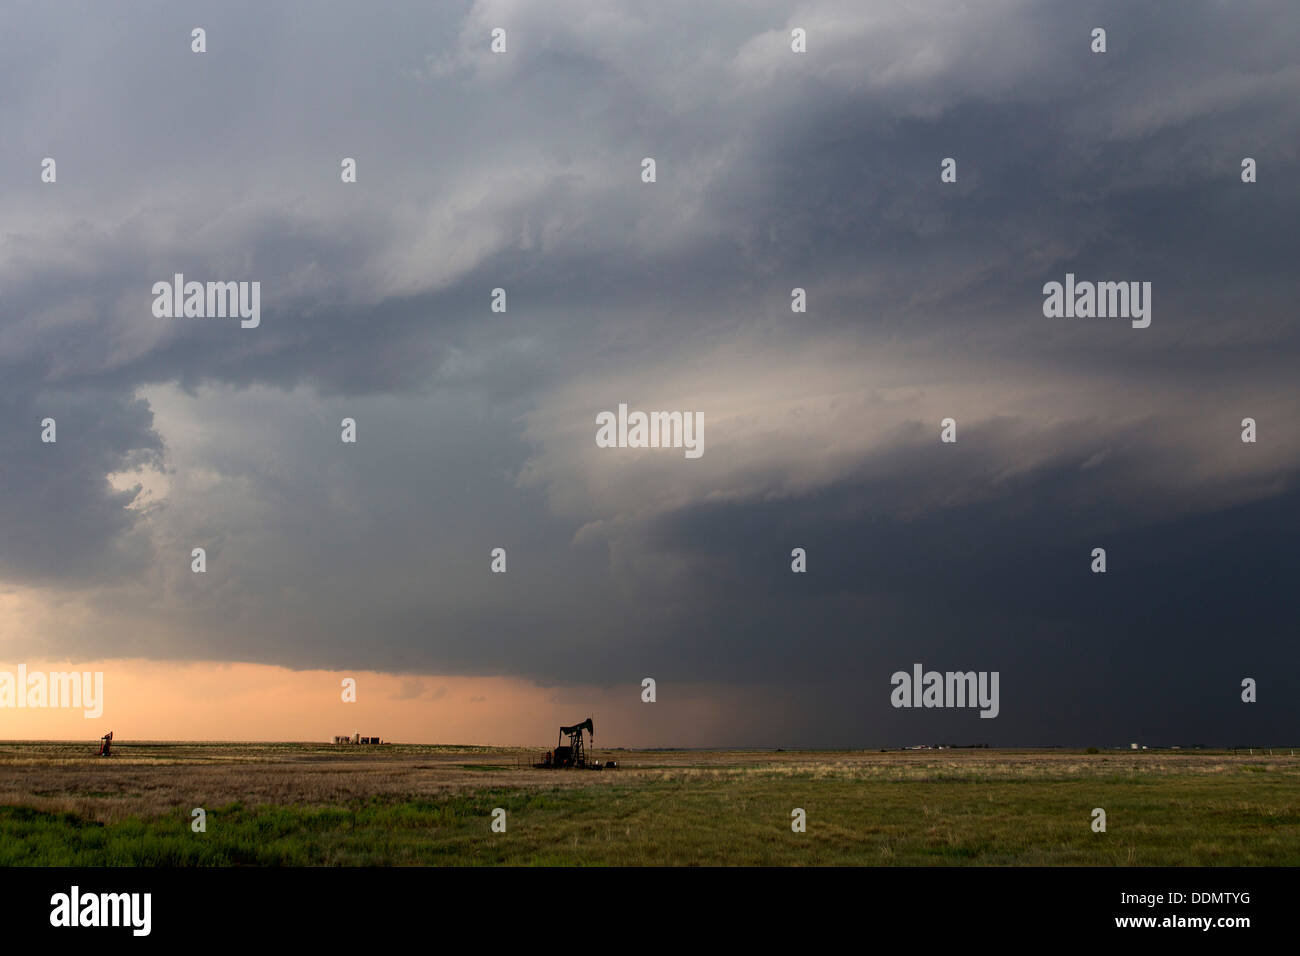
<box><xmin>1</xmin><ymin>744</ymin><xmax>1296</xmax><ymax>865</ymax></box>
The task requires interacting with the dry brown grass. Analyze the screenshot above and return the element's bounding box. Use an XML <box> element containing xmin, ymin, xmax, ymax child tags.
<box><xmin>1</xmin><ymin>742</ymin><xmax>1292</xmax><ymax>824</ymax></box>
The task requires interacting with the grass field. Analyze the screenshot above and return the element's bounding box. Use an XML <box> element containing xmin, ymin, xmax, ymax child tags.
<box><xmin>1</xmin><ymin>743</ymin><xmax>1296</xmax><ymax>866</ymax></box>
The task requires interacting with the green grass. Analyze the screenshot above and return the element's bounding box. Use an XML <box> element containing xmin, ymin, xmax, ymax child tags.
<box><xmin>3</xmin><ymin>769</ymin><xmax>1297</xmax><ymax>866</ymax></box>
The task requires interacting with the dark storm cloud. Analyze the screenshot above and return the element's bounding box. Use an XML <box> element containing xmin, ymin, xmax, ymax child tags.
<box><xmin>0</xmin><ymin>0</ymin><xmax>1297</xmax><ymax>744</ymax></box>
<box><xmin>0</xmin><ymin>386</ymin><xmax>161</xmax><ymax>581</ymax></box>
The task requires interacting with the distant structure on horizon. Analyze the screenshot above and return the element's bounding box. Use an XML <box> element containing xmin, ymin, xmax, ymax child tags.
<box><xmin>333</xmin><ymin>734</ymin><xmax>383</xmax><ymax>745</ymax></box>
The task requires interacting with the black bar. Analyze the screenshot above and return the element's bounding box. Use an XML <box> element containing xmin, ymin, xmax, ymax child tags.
<box><xmin>0</xmin><ymin>866</ymin><xmax>1278</xmax><ymax>943</ymax></box>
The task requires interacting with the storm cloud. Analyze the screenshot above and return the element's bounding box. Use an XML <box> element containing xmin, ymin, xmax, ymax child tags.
<box><xmin>1</xmin><ymin>0</ymin><xmax>1297</xmax><ymax>745</ymax></box>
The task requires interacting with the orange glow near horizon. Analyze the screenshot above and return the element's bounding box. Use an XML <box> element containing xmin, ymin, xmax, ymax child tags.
<box><xmin>0</xmin><ymin>659</ymin><xmax>754</xmax><ymax>748</ymax></box>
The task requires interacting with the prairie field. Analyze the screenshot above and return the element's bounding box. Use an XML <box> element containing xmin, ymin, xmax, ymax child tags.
<box><xmin>0</xmin><ymin>743</ymin><xmax>1296</xmax><ymax>866</ymax></box>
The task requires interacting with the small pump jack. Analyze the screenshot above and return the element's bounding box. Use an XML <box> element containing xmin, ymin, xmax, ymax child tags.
<box><xmin>97</xmin><ymin>731</ymin><xmax>113</xmax><ymax>757</ymax></box>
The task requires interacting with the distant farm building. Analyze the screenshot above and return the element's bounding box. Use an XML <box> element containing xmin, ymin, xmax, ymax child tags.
<box><xmin>333</xmin><ymin>734</ymin><xmax>383</xmax><ymax>745</ymax></box>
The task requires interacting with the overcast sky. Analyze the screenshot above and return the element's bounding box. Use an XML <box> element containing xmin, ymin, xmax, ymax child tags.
<box><xmin>1</xmin><ymin>0</ymin><xmax>1297</xmax><ymax>746</ymax></box>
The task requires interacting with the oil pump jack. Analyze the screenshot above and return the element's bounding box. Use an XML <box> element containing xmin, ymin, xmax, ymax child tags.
<box><xmin>557</xmin><ymin>718</ymin><xmax>593</xmax><ymax>767</ymax></box>
<box><xmin>97</xmin><ymin>731</ymin><xmax>113</xmax><ymax>757</ymax></box>
<box><xmin>534</xmin><ymin>717</ymin><xmax>614</xmax><ymax>769</ymax></box>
